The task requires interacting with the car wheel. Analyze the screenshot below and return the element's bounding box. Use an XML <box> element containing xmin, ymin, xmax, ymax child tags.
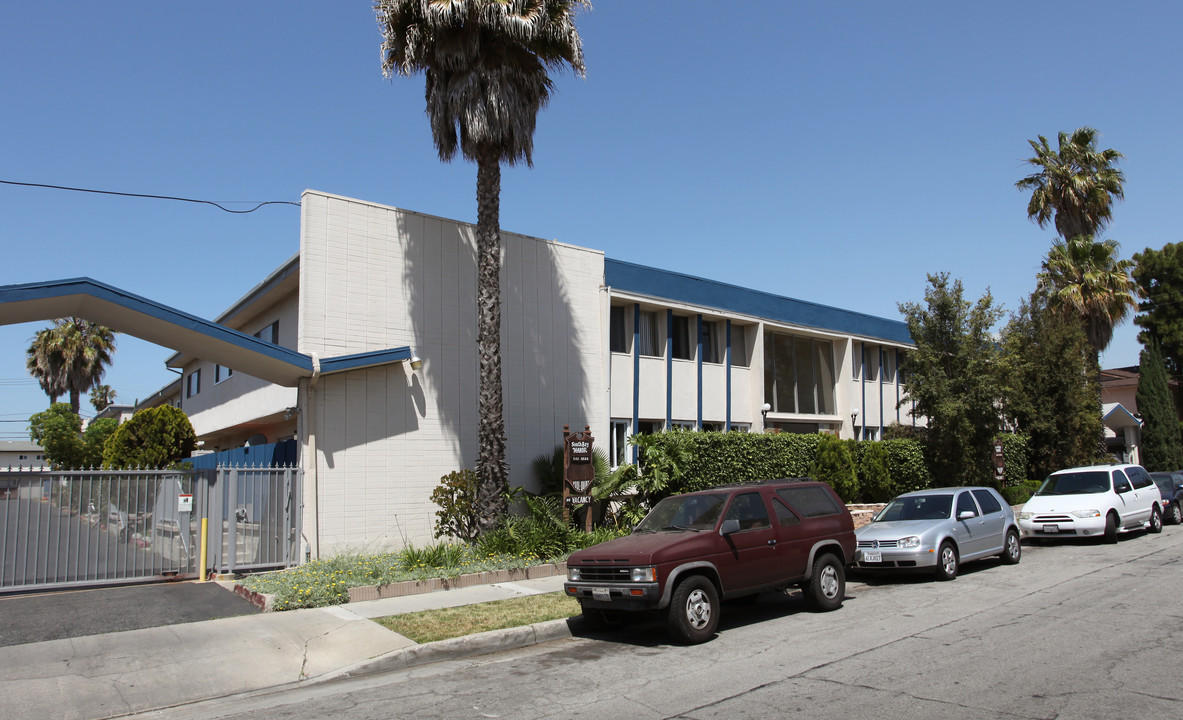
<box><xmin>1104</xmin><ymin>512</ymin><xmax>1119</xmax><ymax>544</ymax></box>
<box><xmin>581</xmin><ymin>607</ymin><xmax>627</xmax><ymax>631</ymax></box>
<box><xmin>804</xmin><ymin>553</ymin><xmax>845</xmax><ymax>612</ymax></box>
<box><xmin>1001</xmin><ymin>529</ymin><xmax>1021</xmax><ymax>565</ymax></box>
<box><xmin>667</xmin><ymin>575</ymin><xmax>719</xmax><ymax>644</ymax></box>
<box><xmin>934</xmin><ymin>541</ymin><xmax>958</xmax><ymax>581</ymax></box>
<box><xmin>1170</xmin><ymin>503</ymin><xmax>1183</xmax><ymax>525</ymax></box>
<box><xmin>1149</xmin><ymin>505</ymin><xmax>1163</xmax><ymax>534</ymax></box>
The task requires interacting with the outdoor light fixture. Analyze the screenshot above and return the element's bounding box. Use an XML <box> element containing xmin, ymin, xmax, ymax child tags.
<box><xmin>851</xmin><ymin>408</ymin><xmax>859</xmax><ymax>425</ymax></box>
<box><xmin>761</xmin><ymin>403</ymin><xmax>771</xmax><ymax>418</ymax></box>
<box><xmin>410</xmin><ymin>355</ymin><xmax>422</xmax><ymax>371</ymax></box>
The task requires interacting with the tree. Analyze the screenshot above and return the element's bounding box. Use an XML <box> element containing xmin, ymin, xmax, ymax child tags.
<box><xmin>25</xmin><ymin>318</ymin><xmax>116</xmax><ymax>415</ymax></box>
<box><xmin>26</xmin><ymin>327</ymin><xmax>69</xmax><ymax>405</ymax></box>
<box><xmin>1016</xmin><ymin>127</ymin><xmax>1124</xmax><ymax>241</ymax></box>
<box><xmin>999</xmin><ymin>295</ymin><xmax>1100</xmax><ymax>481</ymax></box>
<box><xmin>1037</xmin><ymin>236</ymin><xmax>1136</xmax><ymax>359</ymax></box>
<box><xmin>28</xmin><ymin>403</ymin><xmax>85</xmax><ymax>468</ymax></box>
<box><xmin>102</xmin><ymin>406</ymin><xmax>196</xmax><ymax>468</ymax></box>
<box><xmin>1136</xmin><ymin>340</ymin><xmax>1183</xmax><ymax>471</ymax></box>
<box><xmin>1132</xmin><ymin>242</ymin><xmax>1183</xmax><ymax>377</ymax></box>
<box><xmin>898</xmin><ymin>273</ymin><xmax>1005</xmax><ymax>486</ymax></box>
<box><xmin>89</xmin><ymin>384</ymin><xmax>116</xmax><ymax>413</ymax></box>
<box><xmin>376</xmin><ymin>0</ymin><xmax>589</xmax><ymax>534</ymax></box>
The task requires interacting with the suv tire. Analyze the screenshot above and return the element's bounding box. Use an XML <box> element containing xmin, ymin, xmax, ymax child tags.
<box><xmin>1149</xmin><ymin>505</ymin><xmax>1163</xmax><ymax>534</ymax></box>
<box><xmin>667</xmin><ymin>576</ymin><xmax>718</xmax><ymax>645</ymax></box>
<box><xmin>934</xmin><ymin>541</ymin><xmax>958</xmax><ymax>581</ymax></box>
<box><xmin>803</xmin><ymin>553</ymin><xmax>845</xmax><ymax>612</ymax></box>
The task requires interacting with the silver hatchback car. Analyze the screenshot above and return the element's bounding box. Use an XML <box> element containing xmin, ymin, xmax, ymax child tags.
<box><xmin>854</xmin><ymin>486</ymin><xmax>1022</xmax><ymax>580</ymax></box>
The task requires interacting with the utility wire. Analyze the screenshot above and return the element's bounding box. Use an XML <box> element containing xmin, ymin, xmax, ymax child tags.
<box><xmin>1</xmin><ymin>179</ymin><xmax>300</xmax><ymax>214</ymax></box>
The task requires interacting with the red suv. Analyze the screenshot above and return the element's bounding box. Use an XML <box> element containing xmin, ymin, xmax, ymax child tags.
<box><xmin>564</xmin><ymin>479</ymin><xmax>856</xmax><ymax>644</ymax></box>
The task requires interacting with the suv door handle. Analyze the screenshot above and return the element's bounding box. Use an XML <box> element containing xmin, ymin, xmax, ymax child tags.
<box><xmin>767</xmin><ymin>539</ymin><xmax>777</xmax><ymax>546</ymax></box>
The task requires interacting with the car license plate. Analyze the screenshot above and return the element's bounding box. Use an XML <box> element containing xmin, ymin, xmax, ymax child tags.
<box><xmin>592</xmin><ymin>587</ymin><xmax>610</xmax><ymax>602</ymax></box>
<box><xmin>863</xmin><ymin>551</ymin><xmax>882</xmax><ymax>563</ymax></box>
<box><xmin>1042</xmin><ymin>524</ymin><xmax>1059</xmax><ymax>534</ymax></box>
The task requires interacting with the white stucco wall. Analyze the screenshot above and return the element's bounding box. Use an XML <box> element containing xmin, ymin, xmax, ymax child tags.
<box><xmin>299</xmin><ymin>191</ymin><xmax>606</xmax><ymax>553</ymax></box>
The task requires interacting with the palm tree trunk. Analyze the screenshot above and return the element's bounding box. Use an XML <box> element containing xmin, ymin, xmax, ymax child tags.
<box><xmin>1091</xmin><ymin>349</ymin><xmax>1107</xmax><ymax>458</ymax></box>
<box><xmin>475</xmin><ymin>144</ymin><xmax>509</xmax><ymax>533</ymax></box>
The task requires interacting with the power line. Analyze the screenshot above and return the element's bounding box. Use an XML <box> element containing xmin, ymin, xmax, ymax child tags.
<box><xmin>1</xmin><ymin>179</ymin><xmax>300</xmax><ymax>214</ymax></box>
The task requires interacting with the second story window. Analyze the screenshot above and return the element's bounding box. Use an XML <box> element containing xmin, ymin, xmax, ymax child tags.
<box><xmin>186</xmin><ymin>370</ymin><xmax>201</xmax><ymax>398</ymax></box>
<box><xmin>254</xmin><ymin>321</ymin><xmax>279</xmax><ymax>345</ymax></box>
<box><xmin>215</xmin><ymin>365</ymin><xmax>234</xmax><ymax>383</ymax></box>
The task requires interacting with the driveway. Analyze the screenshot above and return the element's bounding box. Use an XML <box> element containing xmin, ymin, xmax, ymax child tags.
<box><xmin>0</xmin><ymin>581</ymin><xmax>259</xmax><ymax>647</ymax></box>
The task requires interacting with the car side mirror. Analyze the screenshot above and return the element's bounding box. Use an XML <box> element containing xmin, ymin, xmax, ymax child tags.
<box><xmin>1115</xmin><ymin>483</ymin><xmax>1131</xmax><ymax>494</ymax></box>
<box><xmin>958</xmin><ymin>510</ymin><xmax>976</xmax><ymax>520</ymax></box>
<box><xmin>720</xmin><ymin>518</ymin><xmax>740</xmax><ymax>535</ymax></box>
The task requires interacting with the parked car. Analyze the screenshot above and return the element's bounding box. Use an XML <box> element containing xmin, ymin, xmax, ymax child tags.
<box><xmin>1150</xmin><ymin>471</ymin><xmax>1183</xmax><ymax>525</ymax></box>
<box><xmin>564</xmin><ymin>478</ymin><xmax>856</xmax><ymax>644</ymax></box>
<box><xmin>1017</xmin><ymin>463</ymin><xmax>1163</xmax><ymax>543</ymax></box>
<box><xmin>853</xmin><ymin>486</ymin><xmax>1021</xmax><ymax>581</ymax></box>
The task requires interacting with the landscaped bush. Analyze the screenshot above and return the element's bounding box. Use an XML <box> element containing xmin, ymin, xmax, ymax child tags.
<box><xmin>996</xmin><ymin>433</ymin><xmax>1030</xmax><ymax>487</ymax></box>
<box><xmin>812</xmin><ymin>434</ymin><xmax>858</xmax><ymax>502</ymax></box>
<box><xmin>855</xmin><ymin>441</ymin><xmax>895</xmax><ymax>503</ymax></box>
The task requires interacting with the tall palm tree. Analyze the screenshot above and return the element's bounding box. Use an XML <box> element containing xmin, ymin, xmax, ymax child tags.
<box><xmin>376</xmin><ymin>0</ymin><xmax>589</xmax><ymax>534</ymax></box>
<box><xmin>26</xmin><ymin>327</ymin><xmax>69</xmax><ymax>405</ymax></box>
<box><xmin>1037</xmin><ymin>236</ymin><xmax>1137</xmax><ymax>359</ymax></box>
<box><xmin>1016</xmin><ymin>127</ymin><xmax>1125</xmax><ymax>241</ymax></box>
<box><xmin>25</xmin><ymin>318</ymin><xmax>116</xmax><ymax>415</ymax></box>
<box><xmin>1037</xmin><ymin>236</ymin><xmax>1137</xmax><ymax>456</ymax></box>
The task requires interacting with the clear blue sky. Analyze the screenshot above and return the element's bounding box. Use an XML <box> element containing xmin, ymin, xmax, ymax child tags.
<box><xmin>2</xmin><ymin>2</ymin><xmax>1179</xmax><ymax>439</ymax></box>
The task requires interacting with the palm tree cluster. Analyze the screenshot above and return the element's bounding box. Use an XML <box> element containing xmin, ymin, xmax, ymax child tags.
<box><xmin>376</xmin><ymin>0</ymin><xmax>590</xmax><ymax>534</ymax></box>
<box><xmin>26</xmin><ymin>318</ymin><xmax>116</xmax><ymax>415</ymax></box>
<box><xmin>1016</xmin><ymin>126</ymin><xmax>1136</xmax><ymax>456</ymax></box>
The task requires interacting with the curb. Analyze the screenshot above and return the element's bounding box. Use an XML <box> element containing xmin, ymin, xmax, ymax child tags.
<box><xmin>312</xmin><ymin>617</ymin><xmax>577</xmax><ymax>683</ymax></box>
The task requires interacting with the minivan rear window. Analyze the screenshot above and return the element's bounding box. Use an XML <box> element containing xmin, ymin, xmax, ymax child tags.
<box><xmin>776</xmin><ymin>486</ymin><xmax>840</xmax><ymax>517</ymax></box>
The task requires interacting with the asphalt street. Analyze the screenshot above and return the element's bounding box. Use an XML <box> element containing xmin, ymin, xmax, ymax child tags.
<box><xmin>144</xmin><ymin>526</ymin><xmax>1183</xmax><ymax>720</ymax></box>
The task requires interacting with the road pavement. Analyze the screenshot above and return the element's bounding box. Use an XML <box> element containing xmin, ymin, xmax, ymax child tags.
<box><xmin>136</xmin><ymin>526</ymin><xmax>1183</xmax><ymax>720</ymax></box>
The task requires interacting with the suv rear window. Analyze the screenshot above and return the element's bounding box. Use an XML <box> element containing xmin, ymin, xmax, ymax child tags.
<box><xmin>776</xmin><ymin>485</ymin><xmax>840</xmax><ymax>517</ymax></box>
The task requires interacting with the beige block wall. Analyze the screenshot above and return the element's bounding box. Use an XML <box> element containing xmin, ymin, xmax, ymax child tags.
<box><xmin>299</xmin><ymin>191</ymin><xmax>605</xmax><ymax>553</ymax></box>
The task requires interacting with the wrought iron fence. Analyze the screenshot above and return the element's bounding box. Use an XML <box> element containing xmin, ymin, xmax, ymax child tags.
<box><xmin>0</xmin><ymin>465</ymin><xmax>301</xmax><ymax>593</ymax></box>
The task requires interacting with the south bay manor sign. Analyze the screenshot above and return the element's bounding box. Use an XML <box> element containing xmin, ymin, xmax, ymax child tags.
<box><xmin>563</xmin><ymin>425</ymin><xmax>594</xmax><ymax>532</ymax></box>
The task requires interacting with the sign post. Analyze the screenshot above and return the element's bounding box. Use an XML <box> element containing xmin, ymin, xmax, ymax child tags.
<box><xmin>563</xmin><ymin>425</ymin><xmax>595</xmax><ymax>532</ymax></box>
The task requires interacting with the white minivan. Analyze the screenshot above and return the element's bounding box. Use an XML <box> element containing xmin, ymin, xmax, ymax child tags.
<box><xmin>1018</xmin><ymin>464</ymin><xmax>1163</xmax><ymax>543</ymax></box>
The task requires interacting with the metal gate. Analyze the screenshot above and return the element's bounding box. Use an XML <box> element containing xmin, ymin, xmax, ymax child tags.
<box><xmin>0</xmin><ymin>465</ymin><xmax>302</xmax><ymax>594</ymax></box>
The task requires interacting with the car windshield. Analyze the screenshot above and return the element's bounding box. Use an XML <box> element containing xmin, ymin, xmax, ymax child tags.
<box><xmin>874</xmin><ymin>494</ymin><xmax>953</xmax><ymax>522</ymax></box>
<box><xmin>634</xmin><ymin>493</ymin><xmax>727</xmax><ymax>533</ymax></box>
<box><xmin>1036</xmin><ymin>471</ymin><xmax>1110</xmax><ymax>495</ymax></box>
<box><xmin>1151</xmin><ymin>474</ymin><xmax>1173</xmax><ymax>493</ymax></box>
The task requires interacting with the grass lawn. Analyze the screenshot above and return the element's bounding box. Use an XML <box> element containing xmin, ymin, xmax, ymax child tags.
<box><xmin>375</xmin><ymin>592</ymin><xmax>581</xmax><ymax>644</ymax></box>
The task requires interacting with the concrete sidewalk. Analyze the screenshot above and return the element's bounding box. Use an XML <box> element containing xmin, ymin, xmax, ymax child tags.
<box><xmin>0</xmin><ymin>575</ymin><xmax>571</xmax><ymax>720</ymax></box>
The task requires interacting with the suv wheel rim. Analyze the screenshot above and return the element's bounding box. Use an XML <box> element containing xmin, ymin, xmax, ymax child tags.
<box><xmin>685</xmin><ymin>589</ymin><xmax>711</xmax><ymax>629</ymax></box>
<box><xmin>819</xmin><ymin>565</ymin><xmax>839</xmax><ymax>599</ymax></box>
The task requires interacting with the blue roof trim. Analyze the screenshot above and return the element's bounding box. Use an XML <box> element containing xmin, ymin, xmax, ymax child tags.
<box><xmin>605</xmin><ymin>259</ymin><xmax>912</xmax><ymax>344</ymax></box>
<box><xmin>0</xmin><ymin>277</ymin><xmax>313</xmax><ymax>371</ymax></box>
<box><xmin>318</xmin><ymin>347</ymin><xmax>414</xmax><ymax>375</ymax></box>
<box><xmin>1103</xmin><ymin>403</ymin><xmax>1141</xmax><ymax>425</ymax></box>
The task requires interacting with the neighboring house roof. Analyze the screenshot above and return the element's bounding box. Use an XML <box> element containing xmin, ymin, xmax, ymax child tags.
<box><xmin>605</xmin><ymin>259</ymin><xmax>912</xmax><ymax>345</ymax></box>
<box><xmin>0</xmin><ymin>278</ymin><xmax>414</xmax><ymax>387</ymax></box>
<box><xmin>1102</xmin><ymin>402</ymin><xmax>1142</xmax><ymax>429</ymax></box>
<box><xmin>0</xmin><ymin>441</ymin><xmax>43</xmax><ymax>453</ymax></box>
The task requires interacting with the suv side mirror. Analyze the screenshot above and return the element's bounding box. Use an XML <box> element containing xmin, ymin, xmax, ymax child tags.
<box><xmin>958</xmin><ymin>510</ymin><xmax>976</xmax><ymax>520</ymax></box>
<box><xmin>720</xmin><ymin>518</ymin><xmax>740</xmax><ymax>535</ymax></box>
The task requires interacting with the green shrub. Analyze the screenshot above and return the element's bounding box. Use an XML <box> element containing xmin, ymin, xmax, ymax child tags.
<box><xmin>103</xmin><ymin>405</ymin><xmax>196</xmax><ymax>468</ymax></box>
<box><xmin>431</xmin><ymin>469</ymin><xmax>480</xmax><ymax>542</ymax></box>
<box><xmin>882</xmin><ymin>439</ymin><xmax>932</xmax><ymax>494</ymax></box>
<box><xmin>996</xmin><ymin>433</ymin><xmax>1030</xmax><ymax>487</ymax></box>
<box><xmin>812</xmin><ymin>434</ymin><xmax>858</xmax><ymax>501</ymax></box>
<box><xmin>1001</xmin><ymin>485</ymin><xmax>1033</xmax><ymax>506</ymax></box>
<box><xmin>856</xmin><ymin>441</ymin><xmax>895</xmax><ymax>502</ymax></box>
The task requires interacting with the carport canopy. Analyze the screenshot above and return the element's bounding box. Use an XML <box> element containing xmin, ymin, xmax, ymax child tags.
<box><xmin>0</xmin><ymin>278</ymin><xmax>413</xmax><ymax>386</ymax></box>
